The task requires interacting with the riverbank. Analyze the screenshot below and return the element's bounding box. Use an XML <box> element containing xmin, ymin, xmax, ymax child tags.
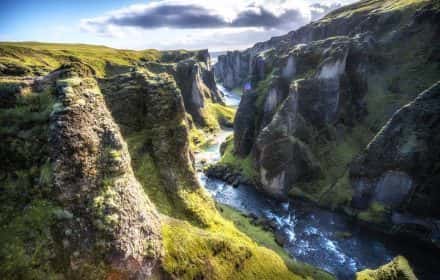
<box><xmin>195</xmin><ymin>84</ymin><xmax>440</xmax><ymax>280</ymax></box>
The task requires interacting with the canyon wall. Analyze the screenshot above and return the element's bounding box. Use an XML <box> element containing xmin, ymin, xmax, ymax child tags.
<box><xmin>211</xmin><ymin>0</ymin><xmax>440</xmax><ymax>246</ymax></box>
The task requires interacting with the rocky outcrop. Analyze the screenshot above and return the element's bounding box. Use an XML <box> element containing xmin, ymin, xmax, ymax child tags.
<box><xmin>205</xmin><ymin>164</ymin><xmax>253</xmax><ymax>187</ymax></box>
<box><xmin>214</xmin><ymin>0</ymin><xmax>440</xmax><ymax>208</ymax></box>
<box><xmin>0</xmin><ymin>46</ymin><xmax>324</xmax><ymax>280</ymax></box>
<box><xmin>234</xmin><ymin>91</ymin><xmax>258</xmax><ymax>157</ymax></box>
<box><xmin>350</xmin><ymin>81</ymin><xmax>440</xmax><ymax>246</ymax></box>
<box><xmin>356</xmin><ymin>256</ymin><xmax>417</xmax><ymax>280</ymax></box>
<box><xmin>175</xmin><ymin>57</ymin><xmax>222</xmax><ymax>126</ymax></box>
<box><xmin>227</xmin><ymin>35</ymin><xmax>369</xmax><ymax>199</ymax></box>
<box><xmin>101</xmin><ymin>70</ymin><xmax>199</xmax><ymax>192</ymax></box>
<box><xmin>214</xmin><ymin>0</ymin><xmax>426</xmax><ymax>89</ymax></box>
<box><xmin>49</xmin><ymin>66</ymin><xmax>163</xmax><ymax>278</ymax></box>
<box><xmin>214</xmin><ymin>51</ymin><xmax>250</xmax><ymax>89</ymax></box>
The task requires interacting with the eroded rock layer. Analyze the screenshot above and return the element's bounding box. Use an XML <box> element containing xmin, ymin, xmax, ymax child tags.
<box><xmin>50</xmin><ymin>65</ymin><xmax>163</xmax><ymax>278</ymax></box>
<box><xmin>211</xmin><ymin>0</ymin><xmax>440</xmax><ymax>245</ymax></box>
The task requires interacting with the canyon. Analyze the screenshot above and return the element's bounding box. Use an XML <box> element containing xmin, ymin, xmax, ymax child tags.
<box><xmin>1</xmin><ymin>0</ymin><xmax>440</xmax><ymax>279</ymax></box>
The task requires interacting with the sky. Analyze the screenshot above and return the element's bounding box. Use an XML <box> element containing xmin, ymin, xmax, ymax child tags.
<box><xmin>0</xmin><ymin>0</ymin><xmax>358</xmax><ymax>51</ymax></box>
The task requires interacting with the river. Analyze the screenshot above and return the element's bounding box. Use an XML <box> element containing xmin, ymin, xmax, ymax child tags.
<box><xmin>195</xmin><ymin>84</ymin><xmax>440</xmax><ymax>280</ymax></box>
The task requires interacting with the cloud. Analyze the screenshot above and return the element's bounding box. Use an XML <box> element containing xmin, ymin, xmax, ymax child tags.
<box><xmin>105</xmin><ymin>4</ymin><xmax>226</xmax><ymax>29</ymax></box>
<box><xmin>81</xmin><ymin>1</ymin><xmax>340</xmax><ymax>32</ymax></box>
<box><xmin>80</xmin><ymin>0</ymin><xmax>353</xmax><ymax>50</ymax></box>
<box><xmin>232</xmin><ymin>6</ymin><xmax>305</xmax><ymax>29</ymax></box>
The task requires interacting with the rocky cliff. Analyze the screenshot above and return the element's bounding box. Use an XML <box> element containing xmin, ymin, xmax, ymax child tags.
<box><xmin>350</xmin><ymin>81</ymin><xmax>440</xmax><ymax>246</ymax></box>
<box><xmin>50</xmin><ymin>64</ymin><xmax>163</xmax><ymax>278</ymax></box>
<box><xmin>0</xmin><ymin>44</ymin><xmax>318</xmax><ymax>279</ymax></box>
<box><xmin>211</xmin><ymin>0</ymin><xmax>440</xmax><ymax>245</ymax></box>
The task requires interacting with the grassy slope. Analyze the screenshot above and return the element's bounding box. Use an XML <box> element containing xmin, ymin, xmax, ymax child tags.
<box><xmin>0</xmin><ymin>88</ymin><xmax>64</xmax><ymax>279</ymax></box>
<box><xmin>219</xmin><ymin>136</ymin><xmax>258</xmax><ymax>180</ymax></box>
<box><xmin>323</xmin><ymin>0</ymin><xmax>430</xmax><ymax>21</ymax></box>
<box><xmin>356</xmin><ymin>256</ymin><xmax>417</xmax><ymax>280</ymax></box>
<box><xmin>127</xmin><ymin>129</ymin><xmax>314</xmax><ymax>279</ymax></box>
<box><xmin>0</xmin><ymin>42</ymin><xmax>161</xmax><ymax>77</ymax></box>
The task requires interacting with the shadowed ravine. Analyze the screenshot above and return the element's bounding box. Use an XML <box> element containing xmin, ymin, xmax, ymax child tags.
<box><xmin>195</xmin><ymin>84</ymin><xmax>440</xmax><ymax>280</ymax></box>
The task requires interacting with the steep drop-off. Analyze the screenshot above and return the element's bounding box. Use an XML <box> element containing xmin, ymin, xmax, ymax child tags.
<box><xmin>0</xmin><ymin>44</ymin><xmax>321</xmax><ymax>279</ymax></box>
<box><xmin>211</xmin><ymin>0</ymin><xmax>440</xmax><ymax>247</ymax></box>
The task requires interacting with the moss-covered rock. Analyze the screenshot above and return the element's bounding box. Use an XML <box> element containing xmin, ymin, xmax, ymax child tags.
<box><xmin>49</xmin><ymin>65</ymin><xmax>163</xmax><ymax>278</ymax></box>
<box><xmin>0</xmin><ymin>48</ymin><xmax>327</xmax><ymax>280</ymax></box>
<box><xmin>350</xmin><ymin>81</ymin><xmax>440</xmax><ymax>246</ymax></box>
<box><xmin>356</xmin><ymin>256</ymin><xmax>418</xmax><ymax>280</ymax></box>
<box><xmin>214</xmin><ymin>0</ymin><xmax>440</xmax><ymax>213</ymax></box>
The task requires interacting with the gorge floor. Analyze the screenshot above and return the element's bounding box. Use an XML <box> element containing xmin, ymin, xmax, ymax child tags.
<box><xmin>195</xmin><ymin>84</ymin><xmax>440</xmax><ymax>280</ymax></box>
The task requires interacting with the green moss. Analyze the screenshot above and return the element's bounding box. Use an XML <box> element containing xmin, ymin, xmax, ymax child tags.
<box><xmin>0</xmin><ymin>85</ymin><xmax>62</xmax><ymax>278</ymax></box>
<box><xmin>189</xmin><ymin>126</ymin><xmax>211</xmax><ymax>151</ymax></box>
<box><xmin>358</xmin><ymin>202</ymin><xmax>388</xmax><ymax>224</ymax></box>
<box><xmin>317</xmin><ymin>171</ymin><xmax>353</xmax><ymax>210</ymax></box>
<box><xmin>0</xmin><ymin>200</ymin><xmax>62</xmax><ymax>280</ymax></box>
<box><xmin>0</xmin><ymin>42</ymin><xmax>162</xmax><ymax>77</ymax></box>
<box><xmin>356</xmin><ymin>256</ymin><xmax>417</xmax><ymax>280</ymax></box>
<box><xmin>255</xmin><ymin>70</ymin><xmax>277</xmax><ymax>108</ymax></box>
<box><xmin>162</xmin><ymin>217</ymin><xmax>303</xmax><ymax>280</ymax></box>
<box><xmin>126</xmin><ymin>130</ymin><xmax>208</xmax><ymax>223</ymax></box>
<box><xmin>92</xmin><ymin>179</ymin><xmax>121</xmax><ymax>232</ymax></box>
<box><xmin>364</xmin><ymin>75</ymin><xmax>412</xmax><ymax>132</ymax></box>
<box><xmin>128</xmin><ymin>134</ymin><xmax>176</xmax><ymax>216</ymax></box>
<box><xmin>323</xmin><ymin>0</ymin><xmax>429</xmax><ymax>22</ymax></box>
<box><xmin>206</xmin><ymin>102</ymin><xmax>236</xmax><ymax>127</ymax></box>
<box><xmin>219</xmin><ymin>136</ymin><xmax>257</xmax><ymax>180</ymax></box>
<box><xmin>39</xmin><ymin>160</ymin><xmax>53</xmax><ymax>187</ymax></box>
<box><xmin>289</xmin><ymin>124</ymin><xmax>373</xmax><ymax>208</ymax></box>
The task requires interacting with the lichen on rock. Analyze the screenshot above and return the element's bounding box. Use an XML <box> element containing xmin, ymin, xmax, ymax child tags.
<box><xmin>49</xmin><ymin>64</ymin><xmax>163</xmax><ymax>278</ymax></box>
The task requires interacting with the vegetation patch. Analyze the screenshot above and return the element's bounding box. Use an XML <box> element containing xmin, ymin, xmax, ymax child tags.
<box><xmin>126</xmin><ymin>131</ymin><xmax>178</xmax><ymax>217</ymax></box>
<box><xmin>205</xmin><ymin>102</ymin><xmax>236</xmax><ymax>128</ymax></box>
<box><xmin>219</xmin><ymin>136</ymin><xmax>258</xmax><ymax>180</ymax></box>
<box><xmin>358</xmin><ymin>202</ymin><xmax>388</xmax><ymax>224</ymax></box>
<box><xmin>0</xmin><ymin>42</ymin><xmax>162</xmax><ymax>77</ymax></box>
<box><xmin>0</xmin><ymin>200</ymin><xmax>61</xmax><ymax>280</ymax></box>
<box><xmin>356</xmin><ymin>255</ymin><xmax>417</xmax><ymax>280</ymax></box>
<box><xmin>289</xmin><ymin>124</ymin><xmax>373</xmax><ymax>209</ymax></box>
<box><xmin>0</xmin><ymin>86</ymin><xmax>61</xmax><ymax>279</ymax></box>
<box><xmin>162</xmin><ymin>216</ymin><xmax>303</xmax><ymax>280</ymax></box>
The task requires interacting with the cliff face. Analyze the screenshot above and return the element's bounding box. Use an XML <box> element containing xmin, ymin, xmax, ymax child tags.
<box><xmin>215</xmin><ymin>0</ymin><xmax>439</xmax><ymax>90</ymax></box>
<box><xmin>212</xmin><ymin>0</ymin><xmax>440</xmax><ymax>244</ymax></box>
<box><xmin>350</xmin><ymin>82</ymin><xmax>440</xmax><ymax>246</ymax></box>
<box><xmin>174</xmin><ymin>53</ymin><xmax>223</xmax><ymax>127</ymax></box>
<box><xmin>50</xmin><ymin>65</ymin><xmax>163</xmax><ymax>278</ymax></box>
<box><xmin>143</xmin><ymin>49</ymin><xmax>224</xmax><ymax>129</ymax></box>
<box><xmin>99</xmin><ymin>69</ymin><xmax>206</xmax><ymax>222</ymax></box>
<box><xmin>0</xmin><ymin>45</ymin><xmax>314</xmax><ymax>279</ymax></box>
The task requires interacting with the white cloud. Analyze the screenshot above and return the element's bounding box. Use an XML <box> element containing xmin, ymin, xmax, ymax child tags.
<box><xmin>79</xmin><ymin>0</ymin><xmax>358</xmax><ymax>51</ymax></box>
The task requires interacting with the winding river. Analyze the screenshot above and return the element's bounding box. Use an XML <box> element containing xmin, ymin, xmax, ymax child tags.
<box><xmin>195</xmin><ymin>84</ymin><xmax>440</xmax><ymax>280</ymax></box>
